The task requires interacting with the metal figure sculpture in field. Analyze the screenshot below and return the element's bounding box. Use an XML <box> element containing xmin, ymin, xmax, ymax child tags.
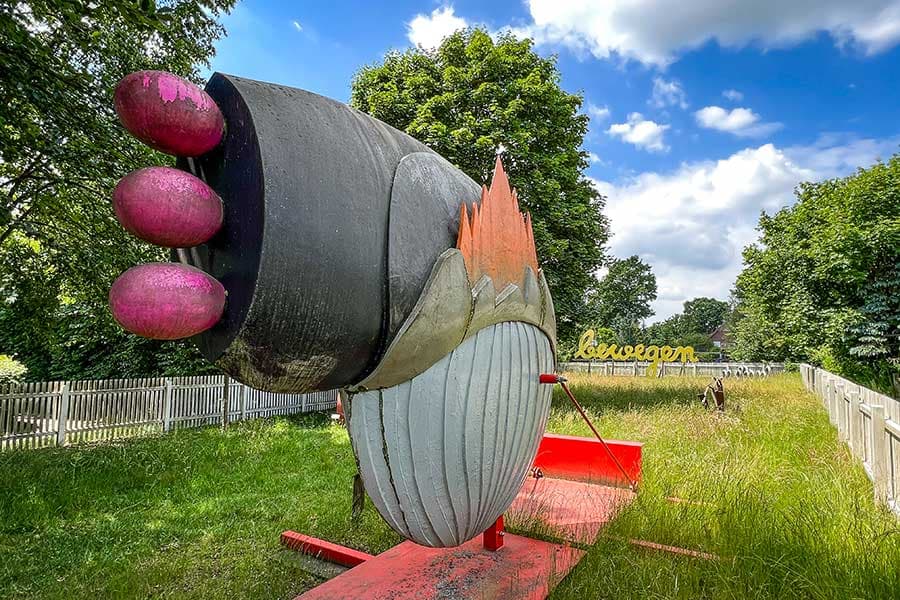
<box><xmin>109</xmin><ymin>70</ymin><xmax>557</xmax><ymax>547</ymax></box>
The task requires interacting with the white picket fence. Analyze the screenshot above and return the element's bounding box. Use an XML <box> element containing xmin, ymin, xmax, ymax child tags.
<box><xmin>559</xmin><ymin>361</ymin><xmax>784</xmax><ymax>377</ymax></box>
<box><xmin>0</xmin><ymin>375</ymin><xmax>337</xmax><ymax>451</ymax></box>
<box><xmin>800</xmin><ymin>364</ymin><xmax>899</xmax><ymax>517</ymax></box>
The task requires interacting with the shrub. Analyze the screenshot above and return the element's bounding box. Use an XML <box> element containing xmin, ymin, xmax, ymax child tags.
<box><xmin>0</xmin><ymin>354</ymin><xmax>28</xmax><ymax>384</ymax></box>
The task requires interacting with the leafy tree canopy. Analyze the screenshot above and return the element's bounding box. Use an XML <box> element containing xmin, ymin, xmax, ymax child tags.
<box><xmin>0</xmin><ymin>0</ymin><xmax>234</xmax><ymax>380</ymax></box>
<box><xmin>643</xmin><ymin>297</ymin><xmax>729</xmax><ymax>352</ymax></box>
<box><xmin>731</xmin><ymin>154</ymin><xmax>900</xmax><ymax>394</ymax></box>
<box><xmin>643</xmin><ymin>314</ymin><xmax>685</xmax><ymax>347</ymax></box>
<box><xmin>585</xmin><ymin>255</ymin><xmax>657</xmax><ymax>336</ymax></box>
<box><xmin>350</xmin><ymin>29</ymin><xmax>609</xmax><ymax>342</ymax></box>
<box><xmin>682</xmin><ymin>297</ymin><xmax>730</xmax><ymax>336</ymax></box>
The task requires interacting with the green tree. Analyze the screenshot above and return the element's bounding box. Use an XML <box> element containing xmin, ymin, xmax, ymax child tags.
<box><xmin>644</xmin><ymin>314</ymin><xmax>685</xmax><ymax>346</ymax></box>
<box><xmin>731</xmin><ymin>154</ymin><xmax>900</xmax><ymax>394</ymax></box>
<box><xmin>350</xmin><ymin>29</ymin><xmax>609</xmax><ymax>342</ymax></box>
<box><xmin>0</xmin><ymin>0</ymin><xmax>234</xmax><ymax>379</ymax></box>
<box><xmin>644</xmin><ymin>296</ymin><xmax>728</xmax><ymax>349</ymax></box>
<box><xmin>585</xmin><ymin>256</ymin><xmax>657</xmax><ymax>337</ymax></box>
<box><xmin>678</xmin><ymin>332</ymin><xmax>715</xmax><ymax>353</ymax></box>
<box><xmin>682</xmin><ymin>297</ymin><xmax>730</xmax><ymax>335</ymax></box>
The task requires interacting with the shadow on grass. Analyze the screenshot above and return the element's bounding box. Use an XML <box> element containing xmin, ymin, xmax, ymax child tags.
<box><xmin>0</xmin><ymin>413</ymin><xmax>399</xmax><ymax>600</ymax></box>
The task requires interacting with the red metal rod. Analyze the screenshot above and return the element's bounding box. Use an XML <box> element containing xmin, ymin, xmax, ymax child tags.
<box><xmin>280</xmin><ymin>531</ymin><xmax>375</xmax><ymax>567</ymax></box>
<box><xmin>540</xmin><ymin>374</ymin><xmax>638</xmax><ymax>492</ymax></box>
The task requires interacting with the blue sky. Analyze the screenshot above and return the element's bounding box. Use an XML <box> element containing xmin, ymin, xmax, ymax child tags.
<box><xmin>208</xmin><ymin>0</ymin><xmax>900</xmax><ymax>321</ymax></box>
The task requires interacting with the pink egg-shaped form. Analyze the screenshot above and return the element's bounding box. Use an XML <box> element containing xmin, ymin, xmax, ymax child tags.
<box><xmin>110</xmin><ymin>263</ymin><xmax>226</xmax><ymax>340</ymax></box>
<box><xmin>114</xmin><ymin>71</ymin><xmax>224</xmax><ymax>156</ymax></box>
<box><xmin>113</xmin><ymin>167</ymin><xmax>223</xmax><ymax>248</ymax></box>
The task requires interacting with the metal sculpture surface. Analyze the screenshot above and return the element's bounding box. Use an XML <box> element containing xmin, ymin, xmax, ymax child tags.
<box><xmin>109</xmin><ymin>70</ymin><xmax>557</xmax><ymax>547</ymax></box>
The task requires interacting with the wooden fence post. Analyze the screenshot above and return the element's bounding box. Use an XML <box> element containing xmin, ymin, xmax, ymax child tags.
<box><xmin>826</xmin><ymin>378</ymin><xmax>835</xmax><ymax>424</ymax></box>
<box><xmin>56</xmin><ymin>383</ymin><xmax>69</xmax><ymax>447</ymax></box>
<box><xmin>836</xmin><ymin>381</ymin><xmax>843</xmax><ymax>427</ymax></box>
<box><xmin>162</xmin><ymin>378</ymin><xmax>173</xmax><ymax>432</ymax></box>
<box><xmin>836</xmin><ymin>383</ymin><xmax>847</xmax><ymax>440</ymax></box>
<box><xmin>221</xmin><ymin>375</ymin><xmax>230</xmax><ymax>430</ymax></box>
<box><xmin>870</xmin><ymin>404</ymin><xmax>889</xmax><ymax>502</ymax></box>
<box><xmin>239</xmin><ymin>384</ymin><xmax>247</xmax><ymax>421</ymax></box>
<box><xmin>833</xmin><ymin>380</ymin><xmax>840</xmax><ymax>425</ymax></box>
<box><xmin>848</xmin><ymin>390</ymin><xmax>862</xmax><ymax>460</ymax></box>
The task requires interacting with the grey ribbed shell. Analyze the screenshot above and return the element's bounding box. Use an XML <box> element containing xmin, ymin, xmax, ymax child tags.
<box><xmin>347</xmin><ymin>321</ymin><xmax>554</xmax><ymax>547</ymax></box>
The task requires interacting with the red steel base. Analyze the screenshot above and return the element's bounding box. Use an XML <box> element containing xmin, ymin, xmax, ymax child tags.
<box><xmin>297</xmin><ymin>532</ymin><xmax>584</xmax><ymax>600</ymax></box>
<box><xmin>482</xmin><ymin>516</ymin><xmax>505</xmax><ymax>550</ymax></box>
<box><xmin>284</xmin><ymin>433</ymin><xmax>643</xmax><ymax>599</ymax></box>
<box><xmin>281</xmin><ymin>531</ymin><xmax>374</xmax><ymax>567</ymax></box>
<box><xmin>508</xmin><ymin>476</ymin><xmax>635</xmax><ymax>545</ymax></box>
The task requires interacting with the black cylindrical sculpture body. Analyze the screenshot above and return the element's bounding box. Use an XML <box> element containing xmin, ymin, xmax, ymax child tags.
<box><xmin>186</xmin><ymin>74</ymin><xmax>479</xmax><ymax>392</ymax></box>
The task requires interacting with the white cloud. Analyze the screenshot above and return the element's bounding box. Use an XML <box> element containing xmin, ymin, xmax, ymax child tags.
<box><xmin>520</xmin><ymin>0</ymin><xmax>900</xmax><ymax>66</ymax></box>
<box><xmin>594</xmin><ymin>135</ymin><xmax>900</xmax><ymax>320</ymax></box>
<box><xmin>695</xmin><ymin>105</ymin><xmax>782</xmax><ymax>138</ymax></box>
<box><xmin>407</xmin><ymin>5</ymin><xmax>468</xmax><ymax>49</ymax></box>
<box><xmin>292</xmin><ymin>20</ymin><xmax>303</xmax><ymax>32</ymax></box>
<box><xmin>722</xmin><ymin>89</ymin><xmax>744</xmax><ymax>102</ymax></box>
<box><xmin>587</xmin><ymin>103</ymin><xmax>611</xmax><ymax>122</ymax></box>
<box><xmin>588</xmin><ymin>151</ymin><xmax>603</xmax><ymax>164</ymax></box>
<box><xmin>650</xmin><ymin>78</ymin><xmax>688</xmax><ymax>109</ymax></box>
<box><xmin>784</xmin><ymin>134</ymin><xmax>900</xmax><ymax>177</ymax></box>
<box><xmin>607</xmin><ymin>113</ymin><xmax>670</xmax><ymax>152</ymax></box>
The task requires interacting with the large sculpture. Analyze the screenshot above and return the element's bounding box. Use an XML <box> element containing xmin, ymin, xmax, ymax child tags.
<box><xmin>109</xmin><ymin>71</ymin><xmax>556</xmax><ymax>547</ymax></box>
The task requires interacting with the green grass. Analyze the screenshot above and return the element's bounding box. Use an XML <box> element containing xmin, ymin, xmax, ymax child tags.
<box><xmin>545</xmin><ymin>373</ymin><xmax>900</xmax><ymax>600</ymax></box>
<box><xmin>1</xmin><ymin>374</ymin><xmax>897</xmax><ymax>599</ymax></box>
<box><xmin>0</xmin><ymin>414</ymin><xmax>398</xmax><ymax>599</ymax></box>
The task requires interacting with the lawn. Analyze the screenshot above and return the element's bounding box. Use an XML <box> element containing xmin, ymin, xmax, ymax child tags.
<box><xmin>547</xmin><ymin>373</ymin><xmax>899</xmax><ymax>600</ymax></box>
<box><xmin>1</xmin><ymin>374</ymin><xmax>897</xmax><ymax>599</ymax></box>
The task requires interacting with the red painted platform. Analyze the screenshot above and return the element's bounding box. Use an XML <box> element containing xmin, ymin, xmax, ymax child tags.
<box><xmin>507</xmin><ymin>476</ymin><xmax>635</xmax><ymax>544</ymax></box>
<box><xmin>286</xmin><ymin>433</ymin><xmax>643</xmax><ymax>599</ymax></box>
<box><xmin>297</xmin><ymin>532</ymin><xmax>584</xmax><ymax>600</ymax></box>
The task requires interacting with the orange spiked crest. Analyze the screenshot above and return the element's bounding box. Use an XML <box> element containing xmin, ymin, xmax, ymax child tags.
<box><xmin>456</xmin><ymin>157</ymin><xmax>540</xmax><ymax>290</ymax></box>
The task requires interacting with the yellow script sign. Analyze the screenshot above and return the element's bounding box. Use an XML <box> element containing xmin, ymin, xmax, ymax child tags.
<box><xmin>574</xmin><ymin>329</ymin><xmax>698</xmax><ymax>377</ymax></box>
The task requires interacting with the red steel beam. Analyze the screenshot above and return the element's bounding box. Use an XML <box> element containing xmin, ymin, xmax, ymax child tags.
<box><xmin>280</xmin><ymin>531</ymin><xmax>374</xmax><ymax>567</ymax></box>
<box><xmin>482</xmin><ymin>516</ymin><xmax>505</xmax><ymax>551</ymax></box>
<box><xmin>533</xmin><ymin>433</ymin><xmax>643</xmax><ymax>486</ymax></box>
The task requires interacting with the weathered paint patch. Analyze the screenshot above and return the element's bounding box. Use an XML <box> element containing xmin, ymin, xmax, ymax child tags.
<box><xmin>113</xmin><ymin>166</ymin><xmax>223</xmax><ymax>248</ymax></box>
<box><xmin>109</xmin><ymin>263</ymin><xmax>225</xmax><ymax>340</ymax></box>
<box><xmin>114</xmin><ymin>70</ymin><xmax>224</xmax><ymax>156</ymax></box>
